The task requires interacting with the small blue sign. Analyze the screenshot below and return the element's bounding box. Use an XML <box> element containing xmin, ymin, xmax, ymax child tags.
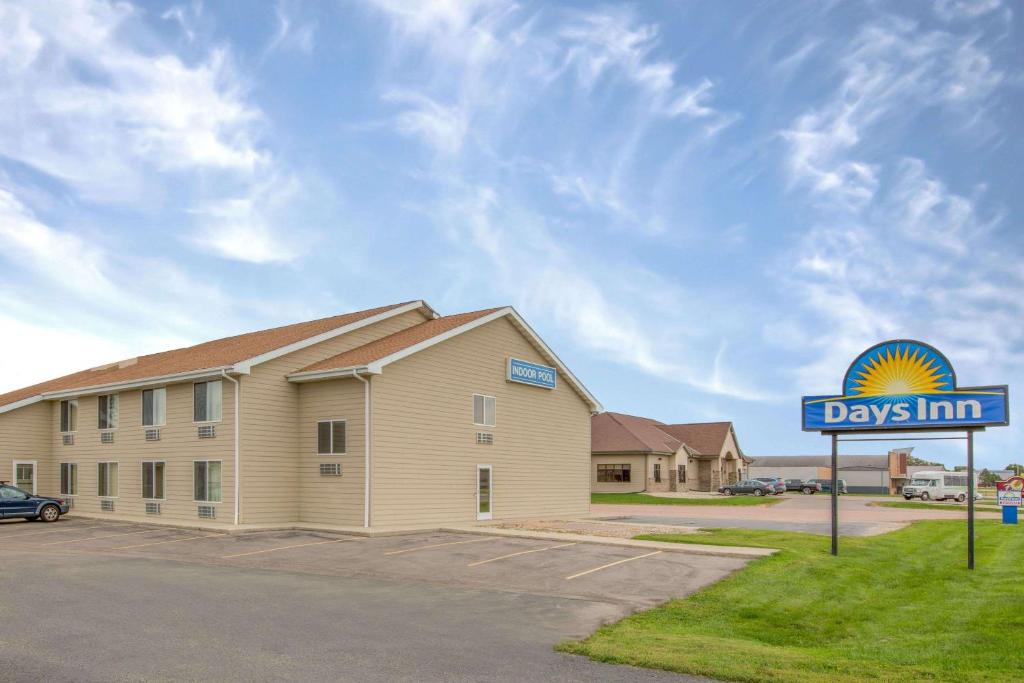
<box><xmin>507</xmin><ymin>358</ymin><xmax>556</xmax><ymax>389</ymax></box>
<box><xmin>802</xmin><ymin>340</ymin><xmax>1009</xmax><ymax>432</ymax></box>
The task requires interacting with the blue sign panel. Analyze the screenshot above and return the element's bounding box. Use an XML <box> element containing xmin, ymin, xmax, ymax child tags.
<box><xmin>802</xmin><ymin>340</ymin><xmax>1009</xmax><ymax>432</ymax></box>
<box><xmin>507</xmin><ymin>358</ymin><xmax>556</xmax><ymax>389</ymax></box>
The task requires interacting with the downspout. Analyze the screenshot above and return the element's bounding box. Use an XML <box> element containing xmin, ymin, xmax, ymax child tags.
<box><xmin>221</xmin><ymin>370</ymin><xmax>240</xmax><ymax>526</ymax></box>
<box><xmin>352</xmin><ymin>370</ymin><xmax>371</xmax><ymax>528</ymax></box>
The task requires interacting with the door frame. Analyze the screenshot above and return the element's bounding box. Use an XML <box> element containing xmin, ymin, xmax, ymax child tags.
<box><xmin>13</xmin><ymin>460</ymin><xmax>37</xmax><ymax>495</ymax></box>
<box><xmin>476</xmin><ymin>464</ymin><xmax>493</xmax><ymax>521</ymax></box>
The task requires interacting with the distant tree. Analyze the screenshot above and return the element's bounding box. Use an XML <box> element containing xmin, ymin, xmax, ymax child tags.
<box><xmin>1005</xmin><ymin>464</ymin><xmax>1024</xmax><ymax>476</ymax></box>
<box><xmin>907</xmin><ymin>455</ymin><xmax>942</xmax><ymax>466</ymax></box>
<box><xmin>953</xmin><ymin>465</ymin><xmax>968</xmax><ymax>472</ymax></box>
<box><xmin>978</xmin><ymin>469</ymin><xmax>1000</xmax><ymax>487</ymax></box>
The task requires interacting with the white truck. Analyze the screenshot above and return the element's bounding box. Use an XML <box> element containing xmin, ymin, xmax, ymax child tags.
<box><xmin>902</xmin><ymin>470</ymin><xmax>970</xmax><ymax>502</ymax></box>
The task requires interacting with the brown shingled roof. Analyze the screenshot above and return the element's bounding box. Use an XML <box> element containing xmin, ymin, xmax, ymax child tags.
<box><xmin>658</xmin><ymin>422</ymin><xmax>734</xmax><ymax>456</ymax></box>
<box><xmin>591</xmin><ymin>412</ymin><xmax>682</xmax><ymax>454</ymax></box>
<box><xmin>0</xmin><ymin>301</ymin><xmax>422</xmax><ymax>409</ymax></box>
<box><xmin>294</xmin><ymin>308</ymin><xmax>504</xmax><ymax>374</ymax></box>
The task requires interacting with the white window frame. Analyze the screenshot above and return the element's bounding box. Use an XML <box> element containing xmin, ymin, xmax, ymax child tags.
<box><xmin>60</xmin><ymin>461</ymin><xmax>78</xmax><ymax>496</ymax></box>
<box><xmin>59</xmin><ymin>399</ymin><xmax>78</xmax><ymax>434</ymax></box>
<box><xmin>192</xmin><ymin>459</ymin><xmax>223</xmax><ymax>503</ymax></box>
<box><xmin>97</xmin><ymin>393</ymin><xmax>119</xmax><ymax>431</ymax></box>
<box><xmin>192</xmin><ymin>380</ymin><xmax>223</xmax><ymax>425</ymax></box>
<box><xmin>472</xmin><ymin>394</ymin><xmax>496</xmax><ymax>428</ymax></box>
<box><xmin>13</xmin><ymin>460</ymin><xmax>37</xmax><ymax>495</ymax></box>
<box><xmin>141</xmin><ymin>387</ymin><xmax>167</xmax><ymax>428</ymax></box>
<box><xmin>97</xmin><ymin>461</ymin><xmax>119</xmax><ymax>499</ymax></box>
<box><xmin>141</xmin><ymin>460</ymin><xmax>166</xmax><ymax>501</ymax></box>
<box><xmin>317</xmin><ymin>419</ymin><xmax>347</xmax><ymax>456</ymax></box>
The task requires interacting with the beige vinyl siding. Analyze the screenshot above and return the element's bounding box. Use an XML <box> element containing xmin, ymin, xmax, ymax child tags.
<box><xmin>0</xmin><ymin>402</ymin><xmax>52</xmax><ymax>494</ymax></box>
<box><xmin>369</xmin><ymin>316</ymin><xmax>592</xmax><ymax>527</ymax></box>
<box><xmin>297</xmin><ymin>380</ymin><xmax>365</xmax><ymax>524</ymax></box>
<box><xmin>592</xmin><ymin>454</ymin><xmax>647</xmax><ymax>493</ymax></box>
<box><xmin>239</xmin><ymin>309</ymin><xmax>429</xmax><ymax>523</ymax></box>
<box><xmin>47</xmin><ymin>381</ymin><xmax>235</xmax><ymax>521</ymax></box>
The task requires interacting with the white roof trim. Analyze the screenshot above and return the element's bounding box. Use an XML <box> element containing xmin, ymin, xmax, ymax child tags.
<box><xmin>232</xmin><ymin>300</ymin><xmax>432</xmax><ymax>374</ymax></box>
<box><xmin>287</xmin><ymin>307</ymin><xmax>603</xmax><ymax>412</ymax></box>
<box><xmin>0</xmin><ymin>395</ymin><xmax>45</xmax><ymax>415</ymax></box>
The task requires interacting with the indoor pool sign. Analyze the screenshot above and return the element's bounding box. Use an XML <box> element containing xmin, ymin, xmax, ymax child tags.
<box><xmin>507</xmin><ymin>358</ymin><xmax>556</xmax><ymax>389</ymax></box>
<box><xmin>802</xmin><ymin>340</ymin><xmax>1009</xmax><ymax>432</ymax></box>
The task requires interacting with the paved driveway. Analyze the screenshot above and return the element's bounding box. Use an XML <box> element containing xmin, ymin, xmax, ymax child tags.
<box><xmin>0</xmin><ymin>518</ymin><xmax>742</xmax><ymax>681</ymax></box>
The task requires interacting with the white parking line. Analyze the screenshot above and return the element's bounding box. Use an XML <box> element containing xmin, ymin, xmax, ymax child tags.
<box><xmin>112</xmin><ymin>533</ymin><xmax>228</xmax><ymax>550</ymax></box>
<box><xmin>565</xmin><ymin>551</ymin><xmax>663</xmax><ymax>580</ymax></box>
<box><xmin>221</xmin><ymin>538</ymin><xmax>354</xmax><ymax>559</ymax></box>
<box><xmin>0</xmin><ymin>524</ymin><xmax>120</xmax><ymax>538</ymax></box>
<box><xmin>468</xmin><ymin>542</ymin><xmax>578</xmax><ymax>567</ymax></box>
<box><xmin>38</xmin><ymin>528</ymin><xmax>163</xmax><ymax>546</ymax></box>
<box><xmin>384</xmin><ymin>537</ymin><xmax>499</xmax><ymax>556</ymax></box>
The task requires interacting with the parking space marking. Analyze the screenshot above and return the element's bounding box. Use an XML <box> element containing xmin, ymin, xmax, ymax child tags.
<box><xmin>564</xmin><ymin>550</ymin><xmax>663</xmax><ymax>581</ymax></box>
<box><xmin>0</xmin><ymin>524</ymin><xmax>120</xmax><ymax>538</ymax></box>
<box><xmin>468</xmin><ymin>542</ymin><xmax>578</xmax><ymax>567</ymax></box>
<box><xmin>112</xmin><ymin>533</ymin><xmax>228</xmax><ymax>550</ymax></box>
<box><xmin>221</xmin><ymin>537</ymin><xmax>356</xmax><ymax>559</ymax></box>
<box><xmin>383</xmin><ymin>537</ymin><xmax>499</xmax><ymax>556</ymax></box>
<box><xmin>37</xmin><ymin>528</ymin><xmax>163</xmax><ymax>546</ymax></box>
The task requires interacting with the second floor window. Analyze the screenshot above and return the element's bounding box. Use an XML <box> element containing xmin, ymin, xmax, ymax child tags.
<box><xmin>317</xmin><ymin>420</ymin><xmax>346</xmax><ymax>455</ymax></box>
<box><xmin>142</xmin><ymin>388</ymin><xmax>166</xmax><ymax>427</ymax></box>
<box><xmin>193</xmin><ymin>381</ymin><xmax>223</xmax><ymax>423</ymax></box>
<box><xmin>59</xmin><ymin>399</ymin><xmax>78</xmax><ymax>433</ymax></box>
<box><xmin>98</xmin><ymin>394</ymin><xmax>119</xmax><ymax>430</ymax></box>
<box><xmin>473</xmin><ymin>394</ymin><xmax>496</xmax><ymax>427</ymax></box>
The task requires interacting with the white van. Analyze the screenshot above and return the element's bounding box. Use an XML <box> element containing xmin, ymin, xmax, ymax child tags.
<box><xmin>902</xmin><ymin>471</ymin><xmax>969</xmax><ymax>502</ymax></box>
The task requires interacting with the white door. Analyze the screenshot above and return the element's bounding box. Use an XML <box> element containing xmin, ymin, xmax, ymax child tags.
<box><xmin>13</xmin><ymin>460</ymin><xmax>36</xmax><ymax>494</ymax></box>
<box><xmin>477</xmin><ymin>465</ymin><xmax>492</xmax><ymax>521</ymax></box>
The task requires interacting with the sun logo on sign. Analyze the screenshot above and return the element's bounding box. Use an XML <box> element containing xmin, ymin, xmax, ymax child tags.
<box><xmin>846</xmin><ymin>343</ymin><xmax>953</xmax><ymax>399</ymax></box>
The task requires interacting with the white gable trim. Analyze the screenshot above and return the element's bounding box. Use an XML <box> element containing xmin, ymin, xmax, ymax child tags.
<box><xmin>232</xmin><ymin>300</ymin><xmax>433</xmax><ymax>374</ymax></box>
<box><xmin>288</xmin><ymin>307</ymin><xmax>603</xmax><ymax>412</ymax></box>
<box><xmin>0</xmin><ymin>395</ymin><xmax>45</xmax><ymax>415</ymax></box>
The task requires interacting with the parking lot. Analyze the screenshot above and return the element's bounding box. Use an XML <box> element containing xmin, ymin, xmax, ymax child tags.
<box><xmin>1</xmin><ymin>517</ymin><xmax>744</xmax><ymax>681</ymax></box>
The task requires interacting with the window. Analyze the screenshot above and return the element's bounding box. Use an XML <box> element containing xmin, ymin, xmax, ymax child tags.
<box><xmin>678</xmin><ymin>465</ymin><xmax>686</xmax><ymax>484</ymax></box>
<box><xmin>193</xmin><ymin>381</ymin><xmax>223</xmax><ymax>423</ymax></box>
<box><xmin>473</xmin><ymin>394</ymin><xmax>495</xmax><ymax>427</ymax></box>
<box><xmin>194</xmin><ymin>461</ymin><xmax>222</xmax><ymax>502</ymax></box>
<box><xmin>654</xmin><ymin>463</ymin><xmax>662</xmax><ymax>483</ymax></box>
<box><xmin>97</xmin><ymin>462</ymin><xmax>118</xmax><ymax>497</ymax></box>
<box><xmin>60</xmin><ymin>399</ymin><xmax>78</xmax><ymax>433</ymax></box>
<box><xmin>142</xmin><ymin>461</ymin><xmax>165</xmax><ymax>499</ymax></box>
<box><xmin>142</xmin><ymin>388</ymin><xmax>166</xmax><ymax>427</ymax></box>
<box><xmin>317</xmin><ymin>420</ymin><xmax>346</xmax><ymax>455</ymax></box>
<box><xmin>597</xmin><ymin>464</ymin><xmax>631</xmax><ymax>483</ymax></box>
<box><xmin>60</xmin><ymin>463</ymin><xmax>78</xmax><ymax>496</ymax></box>
<box><xmin>97</xmin><ymin>394</ymin><xmax>119</xmax><ymax>430</ymax></box>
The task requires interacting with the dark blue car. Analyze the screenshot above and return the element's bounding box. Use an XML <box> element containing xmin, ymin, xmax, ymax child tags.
<box><xmin>0</xmin><ymin>483</ymin><xmax>69</xmax><ymax>522</ymax></box>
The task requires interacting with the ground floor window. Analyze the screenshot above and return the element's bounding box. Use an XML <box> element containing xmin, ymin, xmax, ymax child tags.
<box><xmin>60</xmin><ymin>463</ymin><xmax>78</xmax><ymax>495</ymax></box>
<box><xmin>653</xmin><ymin>463</ymin><xmax>662</xmax><ymax>483</ymax></box>
<box><xmin>98</xmin><ymin>462</ymin><xmax>118</xmax><ymax>497</ymax></box>
<box><xmin>597</xmin><ymin>464</ymin><xmax>631</xmax><ymax>483</ymax></box>
<box><xmin>678</xmin><ymin>465</ymin><xmax>686</xmax><ymax>483</ymax></box>
<box><xmin>142</xmin><ymin>461</ymin><xmax>165</xmax><ymax>500</ymax></box>
<box><xmin>194</xmin><ymin>461</ymin><xmax>222</xmax><ymax>502</ymax></box>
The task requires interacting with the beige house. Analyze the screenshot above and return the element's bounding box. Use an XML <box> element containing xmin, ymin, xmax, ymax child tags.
<box><xmin>0</xmin><ymin>301</ymin><xmax>601</xmax><ymax>528</ymax></box>
<box><xmin>591</xmin><ymin>413</ymin><xmax>747</xmax><ymax>493</ymax></box>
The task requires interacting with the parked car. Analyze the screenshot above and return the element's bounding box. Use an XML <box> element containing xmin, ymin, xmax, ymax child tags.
<box><xmin>784</xmin><ymin>479</ymin><xmax>822</xmax><ymax>495</ymax></box>
<box><xmin>719</xmin><ymin>480</ymin><xmax>775</xmax><ymax>497</ymax></box>
<box><xmin>808</xmin><ymin>478</ymin><xmax>848</xmax><ymax>494</ymax></box>
<box><xmin>0</xmin><ymin>484</ymin><xmax>69</xmax><ymax>522</ymax></box>
<box><xmin>754</xmin><ymin>477</ymin><xmax>787</xmax><ymax>495</ymax></box>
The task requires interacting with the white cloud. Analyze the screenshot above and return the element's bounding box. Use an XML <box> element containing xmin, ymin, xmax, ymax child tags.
<box><xmin>384</xmin><ymin>90</ymin><xmax>468</xmax><ymax>155</ymax></box>
<box><xmin>933</xmin><ymin>0</ymin><xmax>1002</xmax><ymax>21</ymax></box>
<box><xmin>265</xmin><ymin>2</ymin><xmax>316</xmax><ymax>57</ymax></box>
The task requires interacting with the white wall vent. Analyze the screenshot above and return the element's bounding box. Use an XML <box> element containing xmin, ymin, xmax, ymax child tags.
<box><xmin>198</xmin><ymin>425</ymin><xmax>216</xmax><ymax>439</ymax></box>
<box><xmin>62</xmin><ymin>434</ymin><xmax>74</xmax><ymax>446</ymax></box>
<box><xmin>100</xmin><ymin>431</ymin><xmax>115</xmax><ymax>444</ymax></box>
<box><xmin>145</xmin><ymin>502</ymin><xmax>161</xmax><ymax>515</ymax></box>
<box><xmin>145</xmin><ymin>428</ymin><xmax>161</xmax><ymax>442</ymax></box>
<box><xmin>319</xmin><ymin>463</ymin><xmax>342</xmax><ymax>477</ymax></box>
<box><xmin>100</xmin><ymin>499</ymin><xmax>115</xmax><ymax>512</ymax></box>
<box><xmin>475</xmin><ymin>432</ymin><xmax>494</xmax><ymax>445</ymax></box>
<box><xmin>197</xmin><ymin>505</ymin><xmax>216</xmax><ymax>519</ymax></box>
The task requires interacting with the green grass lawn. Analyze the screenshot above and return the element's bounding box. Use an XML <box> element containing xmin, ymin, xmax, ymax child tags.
<box><xmin>559</xmin><ymin>521</ymin><xmax>1023</xmax><ymax>682</ymax></box>
<box><xmin>874</xmin><ymin>501</ymin><xmax>1002</xmax><ymax>513</ymax></box>
<box><xmin>591</xmin><ymin>492</ymin><xmax>782</xmax><ymax>506</ymax></box>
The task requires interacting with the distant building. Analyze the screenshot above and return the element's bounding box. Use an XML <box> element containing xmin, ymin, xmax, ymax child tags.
<box><xmin>748</xmin><ymin>449</ymin><xmax>914</xmax><ymax>494</ymax></box>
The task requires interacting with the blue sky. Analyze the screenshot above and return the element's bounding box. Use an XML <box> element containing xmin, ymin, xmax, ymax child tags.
<box><xmin>0</xmin><ymin>0</ymin><xmax>1020</xmax><ymax>469</ymax></box>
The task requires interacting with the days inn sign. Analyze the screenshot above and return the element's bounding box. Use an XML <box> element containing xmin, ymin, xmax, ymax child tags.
<box><xmin>802</xmin><ymin>340</ymin><xmax>1009</xmax><ymax>432</ymax></box>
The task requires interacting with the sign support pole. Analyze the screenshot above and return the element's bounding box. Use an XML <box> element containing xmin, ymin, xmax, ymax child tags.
<box><xmin>831</xmin><ymin>432</ymin><xmax>838</xmax><ymax>556</ymax></box>
<box><xmin>967</xmin><ymin>429</ymin><xmax>975</xmax><ymax>570</ymax></box>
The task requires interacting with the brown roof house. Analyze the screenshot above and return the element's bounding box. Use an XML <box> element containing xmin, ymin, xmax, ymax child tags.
<box><xmin>592</xmin><ymin>413</ymin><xmax>747</xmax><ymax>493</ymax></box>
<box><xmin>0</xmin><ymin>300</ymin><xmax>601</xmax><ymax>528</ymax></box>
